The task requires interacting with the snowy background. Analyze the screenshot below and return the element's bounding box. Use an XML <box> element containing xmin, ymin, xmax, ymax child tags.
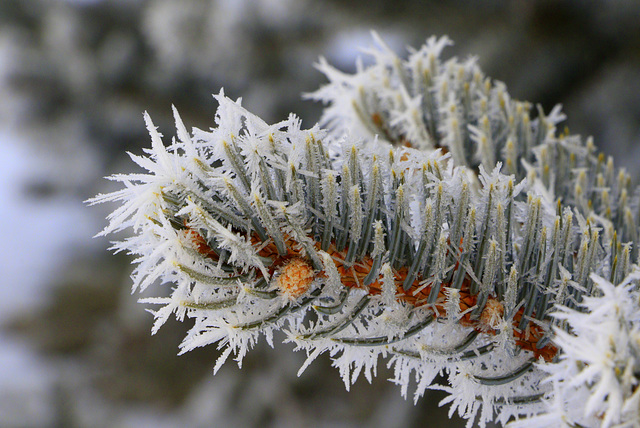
<box><xmin>1</xmin><ymin>0</ymin><xmax>639</xmax><ymax>427</ymax></box>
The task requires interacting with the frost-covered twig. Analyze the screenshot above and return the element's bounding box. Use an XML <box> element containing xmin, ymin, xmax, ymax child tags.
<box><xmin>89</xmin><ymin>35</ymin><xmax>640</xmax><ymax>427</ymax></box>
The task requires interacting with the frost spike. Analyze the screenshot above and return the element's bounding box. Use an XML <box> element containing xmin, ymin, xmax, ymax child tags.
<box><xmin>388</xmin><ymin>180</ymin><xmax>406</xmax><ymax>269</ymax></box>
<box><xmin>358</xmin><ymin>159</ymin><xmax>382</xmax><ymax>258</ymax></box>
<box><xmin>363</xmin><ymin>220</ymin><xmax>386</xmax><ymax>286</ymax></box>
<box><xmin>222</xmin><ymin>139</ymin><xmax>252</xmax><ymax>193</ymax></box>
<box><xmin>344</xmin><ymin>185</ymin><xmax>363</xmax><ymax>267</ymax></box>
<box><xmin>320</xmin><ymin>172</ymin><xmax>338</xmax><ymax>251</ymax></box>
<box><xmin>252</xmin><ymin>192</ymin><xmax>287</xmax><ymax>256</ymax></box>
<box><xmin>452</xmin><ymin>207</ymin><xmax>476</xmax><ymax>290</ymax></box>
<box><xmin>402</xmin><ymin>200</ymin><xmax>434</xmax><ymax>291</ymax></box>
<box><xmin>426</xmin><ymin>230</ymin><xmax>450</xmax><ymax>303</ymax></box>
<box><xmin>223</xmin><ymin>177</ymin><xmax>268</xmax><ymax>241</ymax></box>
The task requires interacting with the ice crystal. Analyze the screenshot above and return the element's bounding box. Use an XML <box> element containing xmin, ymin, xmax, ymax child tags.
<box><xmin>511</xmin><ymin>271</ymin><xmax>640</xmax><ymax>428</ymax></box>
<box><xmin>90</xmin><ymin>36</ymin><xmax>640</xmax><ymax>427</ymax></box>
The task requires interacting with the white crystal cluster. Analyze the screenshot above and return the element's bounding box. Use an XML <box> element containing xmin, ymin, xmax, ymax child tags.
<box><xmin>512</xmin><ymin>272</ymin><xmax>640</xmax><ymax>428</ymax></box>
<box><xmin>91</xmin><ymin>35</ymin><xmax>640</xmax><ymax>427</ymax></box>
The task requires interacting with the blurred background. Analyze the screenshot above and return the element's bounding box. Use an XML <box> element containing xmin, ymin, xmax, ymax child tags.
<box><xmin>0</xmin><ymin>0</ymin><xmax>639</xmax><ymax>427</ymax></box>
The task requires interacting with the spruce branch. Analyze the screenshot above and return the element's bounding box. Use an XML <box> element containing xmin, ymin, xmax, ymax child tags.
<box><xmin>90</xmin><ymin>36</ymin><xmax>640</xmax><ymax>427</ymax></box>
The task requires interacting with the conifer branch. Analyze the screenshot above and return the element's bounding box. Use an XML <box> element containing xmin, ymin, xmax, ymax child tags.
<box><xmin>90</xmin><ymin>36</ymin><xmax>640</xmax><ymax>427</ymax></box>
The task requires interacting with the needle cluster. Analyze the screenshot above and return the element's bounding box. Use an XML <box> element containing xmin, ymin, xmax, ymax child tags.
<box><xmin>90</xmin><ymin>35</ymin><xmax>640</xmax><ymax>427</ymax></box>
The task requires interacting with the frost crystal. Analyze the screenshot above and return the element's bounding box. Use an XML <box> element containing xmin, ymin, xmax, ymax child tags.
<box><xmin>90</xmin><ymin>36</ymin><xmax>640</xmax><ymax>427</ymax></box>
<box><xmin>512</xmin><ymin>272</ymin><xmax>640</xmax><ymax>428</ymax></box>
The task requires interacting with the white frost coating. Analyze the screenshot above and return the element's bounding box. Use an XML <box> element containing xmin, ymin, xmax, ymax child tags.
<box><xmin>511</xmin><ymin>272</ymin><xmax>640</xmax><ymax>428</ymax></box>
<box><xmin>92</xmin><ymin>35</ymin><xmax>640</xmax><ymax>428</ymax></box>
